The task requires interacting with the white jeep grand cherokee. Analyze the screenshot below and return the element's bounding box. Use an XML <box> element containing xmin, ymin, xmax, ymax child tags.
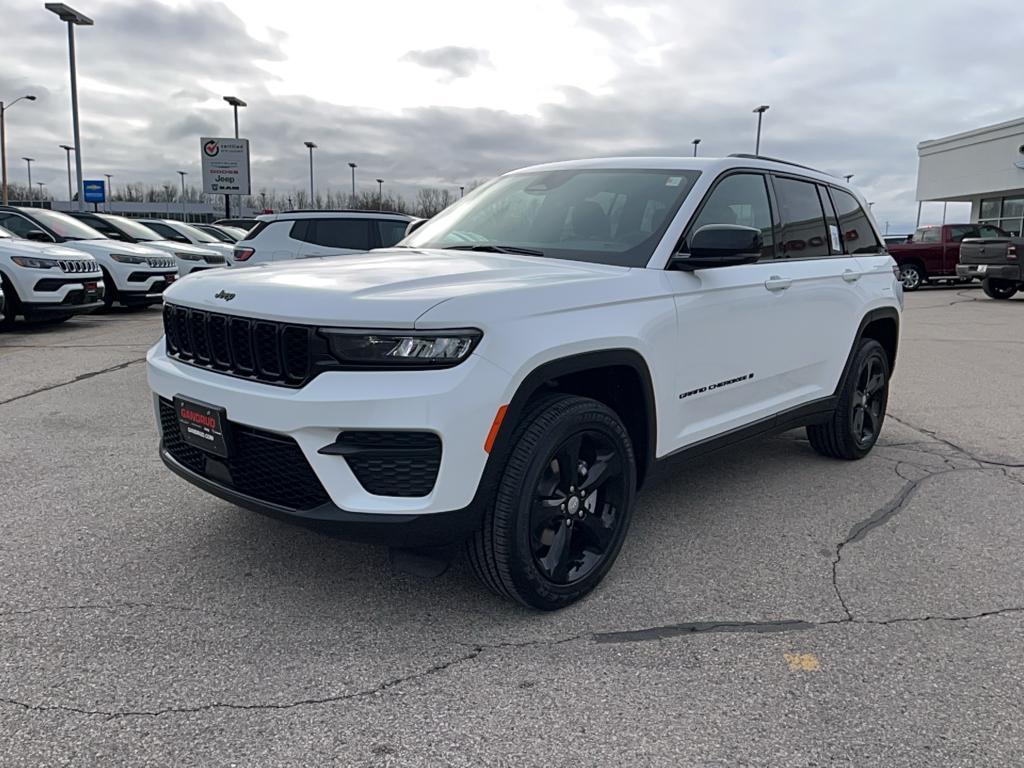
<box><xmin>148</xmin><ymin>155</ymin><xmax>902</xmax><ymax>609</ymax></box>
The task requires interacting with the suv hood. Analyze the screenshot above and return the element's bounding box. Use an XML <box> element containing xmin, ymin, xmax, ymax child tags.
<box><xmin>0</xmin><ymin>238</ymin><xmax>96</xmax><ymax>260</ymax></box>
<box><xmin>162</xmin><ymin>248</ymin><xmax>628</xmax><ymax>327</ymax></box>
<box><xmin>60</xmin><ymin>240</ymin><xmax>165</xmax><ymax>259</ymax></box>
<box><xmin>145</xmin><ymin>241</ymin><xmax>219</xmax><ymax>257</ymax></box>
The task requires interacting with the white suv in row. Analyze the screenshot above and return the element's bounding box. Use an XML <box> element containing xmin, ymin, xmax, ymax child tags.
<box><xmin>0</xmin><ymin>207</ymin><xmax>177</xmax><ymax>310</ymax></box>
<box><xmin>148</xmin><ymin>155</ymin><xmax>902</xmax><ymax>609</ymax></box>
<box><xmin>0</xmin><ymin>225</ymin><xmax>103</xmax><ymax>328</ymax></box>
<box><xmin>232</xmin><ymin>210</ymin><xmax>412</xmax><ymax>265</ymax></box>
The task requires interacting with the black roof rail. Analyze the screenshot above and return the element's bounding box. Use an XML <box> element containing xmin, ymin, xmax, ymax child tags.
<box><xmin>727</xmin><ymin>153</ymin><xmax>834</xmax><ymax>177</ymax></box>
<box><xmin>268</xmin><ymin>208</ymin><xmax>411</xmax><ymax>217</ymax></box>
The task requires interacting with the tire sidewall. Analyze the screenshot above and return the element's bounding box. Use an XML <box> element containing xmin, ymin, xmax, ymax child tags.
<box><xmin>843</xmin><ymin>340</ymin><xmax>890</xmax><ymax>458</ymax></box>
<box><xmin>899</xmin><ymin>264</ymin><xmax>923</xmax><ymax>291</ymax></box>
<box><xmin>502</xmin><ymin>400</ymin><xmax>636</xmax><ymax>608</ymax></box>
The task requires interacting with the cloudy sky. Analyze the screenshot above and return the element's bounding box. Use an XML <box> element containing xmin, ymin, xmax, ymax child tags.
<box><xmin>2</xmin><ymin>0</ymin><xmax>1020</xmax><ymax>229</ymax></box>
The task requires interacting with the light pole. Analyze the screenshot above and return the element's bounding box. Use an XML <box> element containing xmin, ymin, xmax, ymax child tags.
<box><xmin>23</xmin><ymin>157</ymin><xmax>34</xmax><ymax>204</ymax></box>
<box><xmin>376</xmin><ymin>178</ymin><xmax>383</xmax><ymax>209</ymax></box>
<box><xmin>692</xmin><ymin>138</ymin><xmax>701</xmax><ymax>157</ymax></box>
<box><xmin>348</xmin><ymin>162</ymin><xmax>357</xmax><ymax>202</ymax></box>
<box><xmin>60</xmin><ymin>144</ymin><xmax>74</xmax><ymax>202</ymax></box>
<box><xmin>1</xmin><ymin>94</ymin><xmax>36</xmax><ymax>205</ymax></box>
<box><xmin>460</xmin><ymin>185</ymin><xmax>465</xmax><ymax>198</ymax></box>
<box><xmin>46</xmin><ymin>4</ymin><xmax>93</xmax><ymax>212</ymax></box>
<box><xmin>304</xmin><ymin>142</ymin><xmax>317</xmax><ymax>206</ymax></box>
<box><xmin>844</xmin><ymin>174</ymin><xmax>854</xmax><ymax>183</ymax></box>
<box><xmin>36</xmin><ymin>181</ymin><xmax>46</xmax><ymax>201</ymax></box>
<box><xmin>222</xmin><ymin>95</ymin><xmax>246</xmax><ymax>218</ymax></box>
<box><xmin>752</xmin><ymin>104</ymin><xmax>769</xmax><ymax>155</ymax></box>
<box><xmin>177</xmin><ymin>170</ymin><xmax>187</xmax><ymax>221</ymax></box>
<box><xmin>104</xmin><ymin>173</ymin><xmax>112</xmax><ymax>212</ymax></box>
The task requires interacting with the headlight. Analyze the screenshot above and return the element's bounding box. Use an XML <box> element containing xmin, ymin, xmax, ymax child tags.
<box><xmin>320</xmin><ymin>328</ymin><xmax>482</xmax><ymax>368</ymax></box>
<box><xmin>10</xmin><ymin>256</ymin><xmax>58</xmax><ymax>269</ymax></box>
<box><xmin>110</xmin><ymin>253</ymin><xmax>146</xmax><ymax>264</ymax></box>
<box><xmin>174</xmin><ymin>251</ymin><xmax>203</xmax><ymax>261</ymax></box>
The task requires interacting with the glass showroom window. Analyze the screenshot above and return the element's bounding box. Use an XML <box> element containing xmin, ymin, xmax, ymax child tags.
<box><xmin>979</xmin><ymin>197</ymin><xmax>1024</xmax><ymax>236</ymax></box>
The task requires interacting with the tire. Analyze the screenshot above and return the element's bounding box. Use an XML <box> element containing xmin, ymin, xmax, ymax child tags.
<box><xmin>981</xmin><ymin>278</ymin><xmax>1018</xmax><ymax>300</ymax></box>
<box><xmin>0</xmin><ymin>274</ymin><xmax>21</xmax><ymax>331</ymax></box>
<box><xmin>897</xmin><ymin>263</ymin><xmax>924</xmax><ymax>291</ymax></box>
<box><xmin>807</xmin><ymin>339</ymin><xmax>890</xmax><ymax>460</ymax></box>
<box><xmin>466</xmin><ymin>394</ymin><xmax>637</xmax><ymax>610</ymax></box>
<box><xmin>99</xmin><ymin>268</ymin><xmax>118</xmax><ymax>310</ymax></box>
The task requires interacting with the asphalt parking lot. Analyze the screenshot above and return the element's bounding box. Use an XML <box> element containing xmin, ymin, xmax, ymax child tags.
<box><xmin>1</xmin><ymin>288</ymin><xmax>1022</xmax><ymax>766</ymax></box>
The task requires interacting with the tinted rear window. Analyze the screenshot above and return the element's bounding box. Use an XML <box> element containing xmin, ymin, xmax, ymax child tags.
<box><xmin>831</xmin><ymin>188</ymin><xmax>882</xmax><ymax>253</ymax></box>
<box><xmin>774</xmin><ymin>177</ymin><xmax>829</xmax><ymax>258</ymax></box>
<box><xmin>377</xmin><ymin>220</ymin><xmax>409</xmax><ymax>247</ymax></box>
<box><xmin>309</xmin><ymin>219</ymin><xmax>372</xmax><ymax>250</ymax></box>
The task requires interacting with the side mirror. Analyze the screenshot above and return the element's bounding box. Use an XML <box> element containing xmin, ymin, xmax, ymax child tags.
<box><xmin>405</xmin><ymin>218</ymin><xmax>427</xmax><ymax>237</ymax></box>
<box><xmin>25</xmin><ymin>229</ymin><xmax>52</xmax><ymax>243</ymax></box>
<box><xmin>671</xmin><ymin>224</ymin><xmax>762</xmax><ymax>271</ymax></box>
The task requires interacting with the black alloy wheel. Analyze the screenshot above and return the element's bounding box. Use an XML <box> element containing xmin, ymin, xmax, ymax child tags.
<box><xmin>850</xmin><ymin>353</ymin><xmax>887</xmax><ymax>449</ymax></box>
<box><xmin>530</xmin><ymin>429</ymin><xmax>626</xmax><ymax>585</ymax></box>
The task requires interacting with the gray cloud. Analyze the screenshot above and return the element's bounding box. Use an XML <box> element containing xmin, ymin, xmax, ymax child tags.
<box><xmin>2</xmin><ymin>0</ymin><xmax>1020</xmax><ymax>230</ymax></box>
<box><xmin>401</xmin><ymin>46</ymin><xmax>493</xmax><ymax>80</ymax></box>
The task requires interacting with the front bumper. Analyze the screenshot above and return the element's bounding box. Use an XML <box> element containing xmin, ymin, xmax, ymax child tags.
<box><xmin>119</xmin><ymin>271</ymin><xmax>177</xmax><ymax>304</ymax></box>
<box><xmin>147</xmin><ymin>342</ymin><xmax>509</xmax><ymax>519</ymax></box>
<box><xmin>957</xmin><ymin>264</ymin><xmax>1023</xmax><ymax>282</ymax></box>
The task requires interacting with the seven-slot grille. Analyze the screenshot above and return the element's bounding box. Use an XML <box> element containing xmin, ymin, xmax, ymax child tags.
<box><xmin>146</xmin><ymin>256</ymin><xmax>176</xmax><ymax>269</ymax></box>
<box><xmin>58</xmin><ymin>259</ymin><xmax>100</xmax><ymax>274</ymax></box>
<box><xmin>163</xmin><ymin>303</ymin><xmax>314</xmax><ymax>386</ymax></box>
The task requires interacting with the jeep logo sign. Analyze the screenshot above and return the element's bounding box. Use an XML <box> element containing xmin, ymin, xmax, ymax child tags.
<box><xmin>200</xmin><ymin>136</ymin><xmax>251</xmax><ymax>196</ymax></box>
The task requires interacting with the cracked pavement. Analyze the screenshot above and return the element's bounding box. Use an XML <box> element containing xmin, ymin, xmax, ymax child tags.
<box><xmin>1</xmin><ymin>288</ymin><xmax>1022</xmax><ymax>766</ymax></box>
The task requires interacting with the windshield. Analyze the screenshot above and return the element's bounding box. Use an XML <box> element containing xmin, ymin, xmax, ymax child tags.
<box><xmin>174</xmin><ymin>222</ymin><xmax>220</xmax><ymax>244</ymax></box>
<box><xmin>27</xmin><ymin>208</ymin><xmax>107</xmax><ymax>240</ymax></box>
<box><xmin>100</xmin><ymin>214</ymin><xmax>162</xmax><ymax>241</ymax></box>
<box><xmin>403</xmin><ymin>168</ymin><xmax>702</xmax><ymax>267</ymax></box>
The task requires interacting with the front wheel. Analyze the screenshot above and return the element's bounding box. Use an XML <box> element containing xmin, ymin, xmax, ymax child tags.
<box><xmin>981</xmin><ymin>278</ymin><xmax>1018</xmax><ymax>300</ymax></box>
<box><xmin>0</xmin><ymin>275</ymin><xmax>21</xmax><ymax>331</ymax></box>
<box><xmin>898</xmin><ymin>263</ymin><xmax>924</xmax><ymax>291</ymax></box>
<box><xmin>467</xmin><ymin>395</ymin><xmax>637</xmax><ymax>610</ymax></box>
<box><xmin>807</xmin><ymin>339</ymin><xmax>890</xmax><ymax>460</ymax></box>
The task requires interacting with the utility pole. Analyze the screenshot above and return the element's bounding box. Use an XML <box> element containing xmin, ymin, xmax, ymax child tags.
<box><xmin>752</xmin><ymin>105</ymin><xmax>769</xmax><ymax>155</ymax></box>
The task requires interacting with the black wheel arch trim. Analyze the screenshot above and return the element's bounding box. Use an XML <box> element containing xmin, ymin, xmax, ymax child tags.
<box><xmin>838</xmin><ymin>306</ymin><xmax>900</xmax><ymax>386</ymax></box>
<box><xmin>480</xmin><ymin>349</ymin><xmax>657</xmax><ymax>494</ymax></box>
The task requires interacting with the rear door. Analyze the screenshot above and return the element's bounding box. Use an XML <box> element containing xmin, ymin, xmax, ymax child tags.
<box><xmin>766</xmin><ymin>176</ymin><xmax>869</xmax><ymax>402</ymax></box>
<box><xmin>296</xmin><ymin>218</ymin><xmax>373</xmax><ymax>258</ymax></box>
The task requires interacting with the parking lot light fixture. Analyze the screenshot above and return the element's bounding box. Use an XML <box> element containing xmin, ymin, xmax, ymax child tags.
<box><xmin>104</xmin><ymin>172</ymin><xmax>112</xmax><ymax>211</ymax></box>
<box><xmin>22</xmin><ymin>157</ymin><xmax>34</xmax><ymax>204</ymax></box>
<box><xmin>460</xmin><ymin>185</ymin><xmax>465</xmax><ymax>198</ymax></box>
<box><xmin>60</xmin><ymin>144</ymin><xmax>74</xmax><ymax>201</ymax></box>
<box><xmin>376</xmin><ymin>178</ymin><xmax>383</xmax><ymax>209</ymax></box>
<box><xmin>304</xmin><ymin>142</ymin><xmax>317</xmax><ymax>205</ymax></box>
<box><xmin>844</xmin><ymin>174</ymin><xmax>854</xmax><ymax>183</ymax></box>
<box><xmin>223</xmin><ymin>96</ymin><xmax>246</xmax><ymax>139</ymax></box>
<box><xmin>752</xmin><ymin>105</ymin><xmax>769</xmax><ymax>155</ymax></box>
<box><xmin>348</xmin><ymin>162</ymin><xmax>357</xmax><ymax>200</ymax></box>
<box><xmin>46</xmin><ymin>3</ymin><xmax>93</xmax><ymax>211</ymax></box>
<box><xmin>1</xmin><ymin>94</ymin><xmax>37</xmax><ymax>205</ymax></box>
<box><xmin>692</xmin><ymin>138</ymin><xmax>701</xmax><ymax>157</ymax></box>
<box><xmin>36</xmin><ymin>181</ymin><xmax>46</xmax><ymax>200</ymax></box>
<box><xmin>177</xmin><ymin>170</ymin><xmax>188</xmax><ymax>220</ymax></box>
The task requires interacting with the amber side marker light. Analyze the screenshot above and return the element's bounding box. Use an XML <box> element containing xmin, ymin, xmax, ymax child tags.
<box><xmin>484</xmin><ymin>405</ymin><xmax>509</xmax><ymax>453</ymax></box>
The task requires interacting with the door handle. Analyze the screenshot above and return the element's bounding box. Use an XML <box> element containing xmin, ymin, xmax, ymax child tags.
<box><xmin>764</xmin><ymin>275</ymin><xmax>792</xmax><ymax>291</ymax></box>
<box><xmin>842</xmin><ymin>269</ymin><xmax>861</xmax><ymax>282</ymax></box>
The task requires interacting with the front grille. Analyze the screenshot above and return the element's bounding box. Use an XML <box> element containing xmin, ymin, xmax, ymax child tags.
<box><xmin>163</xmin><ymin>303</ymin><xmax>322</xmax><ymax>387</ymax></box>
<box><xmin>336</xmin><ymin>431</ymin><xmax>442</xmax><ymax>497</ymax></box>
<box><xmin>58</xmin><ymin>259</ymin><xmax>100</xmax><ymax>274</ymax></box>
<box><xmin>146</xmin><ymin>256</ymin><xmax>176</xmax><ymax>269</ymax></box>
<box><xmin>202</xmin><ymin>253</ymin><xmax>226</xmax><ymax>264</ymax></box>
<box><xmin>159</xmin><ymin>398</ymin><xmax>330</xmax><ymax>510</ymax></box>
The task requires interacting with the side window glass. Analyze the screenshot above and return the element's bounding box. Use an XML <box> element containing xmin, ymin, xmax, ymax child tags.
<box><xmin>831</xmin><ymin>188</ymin><xmax>883</xmax><ymax>253</ymax></box>
<box><xmin>0</xmin><ymin>215</ymin><xmax>40</xmax><ymax>239</ymax></box>
<box><xmin>774</xmin><ymin>177</ymin><xmax>829</xmax><ymax>258</ymax></box>
<box><xmin>289</xmin><ymin>220</ymin><xmax>313</xmax><ymax>243</ymax></box>
<box><xmin>817</xmin><ymin>186</ymin><xmax>843</xmax><ymax>254</ymax></box>
<box><xmin>979</xmin><ymin>225</ymin><xmax>1007</xmax><ymax>238</ymax></box>
<box><xmin>917</xmin><ymin>228</ymin><xmax>940</xmax><ymax>243</ymax></box>
<box><xmin>311</xmin><ymin>219</ymin><xmax>371</xmax><ymax>250</ymax></box>
<box><xmin>685</xmin><ymin>173</ymin><xmax>774</xmax><ymax>259</ymax></box>
<box><xmin>376</xmin><ymin>220</ymin><xmax>409</xmax><ymax>247</ymax></box>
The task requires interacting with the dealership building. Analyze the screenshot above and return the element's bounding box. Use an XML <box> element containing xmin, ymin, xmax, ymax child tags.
<box><xmin>916</xmin><ymin>116</ymin><xmax>1024</xmax><ymax>235</ymax></box>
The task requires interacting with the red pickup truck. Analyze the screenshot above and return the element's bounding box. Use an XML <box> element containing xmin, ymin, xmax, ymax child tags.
<box><xmin>889</xmin><ymin>223</ymin><xmax>1010</xmax><ymax>291</ymax></box>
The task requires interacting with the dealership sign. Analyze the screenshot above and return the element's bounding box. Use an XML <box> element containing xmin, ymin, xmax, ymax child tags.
<box><xmin>200</xmin><ymin>137</ymin><xmax>251</xmax><ymax>195</ymax></box>
<box><xmin>83</xmin><ymin>179</ymin><xmax>105</xmax><ymax>203</ymax></box>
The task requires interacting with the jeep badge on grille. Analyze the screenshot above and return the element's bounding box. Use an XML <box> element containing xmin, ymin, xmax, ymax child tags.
<box><xmin>214</xmin><ymin>290</ymin><xmax>236</xmax><ymax>301</ymax></box>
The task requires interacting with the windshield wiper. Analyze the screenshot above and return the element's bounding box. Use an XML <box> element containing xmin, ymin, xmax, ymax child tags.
<box><xmin>445</xmin><ymin>244</ymin><xmax>546</xmax><ymax>257</ymax></box>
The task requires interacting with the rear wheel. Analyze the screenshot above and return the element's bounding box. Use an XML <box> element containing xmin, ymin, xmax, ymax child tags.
<box><xmin>898</xmin><ymin>263</ymin><xmax>924</xmax><ymax>291</ymax></box>
<box><xmin>807</xmin><ymin>339</ymin><xmax>890</xmax><ymax>460</ymax></box>
<box><xmin>981</xmin><ymin>278</ymin><xmax>1018</xmax><ymax>300</ymax></box>
<box><xmin>467</xmin><ymin>395</ymin><xmax>636</xmax><ymax>610</ymax></box>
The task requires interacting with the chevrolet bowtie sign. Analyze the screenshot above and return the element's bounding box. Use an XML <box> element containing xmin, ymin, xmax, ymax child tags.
<box><xmin>200</xmin><ymin>137</ymin><xmax>251</xmax><ymax>195</ymax></box>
